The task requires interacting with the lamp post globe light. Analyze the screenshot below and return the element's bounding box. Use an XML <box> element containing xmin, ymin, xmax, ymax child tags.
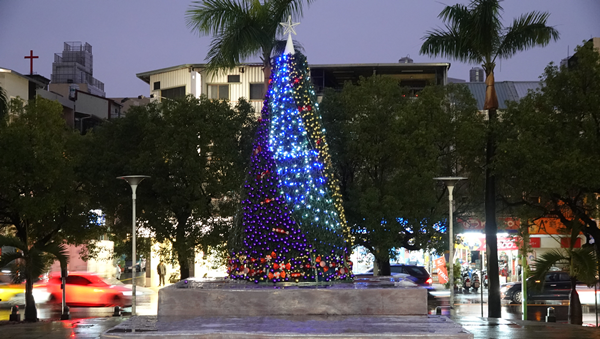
<box><xmin>434</xmin><ymin>176</ymin><xmax>467</xmax><ymax>313</ymax></box>
<box><xmin>117</xmin><ymin>175</ymin><xmax>150</xmax><ymax>316</ymax></box>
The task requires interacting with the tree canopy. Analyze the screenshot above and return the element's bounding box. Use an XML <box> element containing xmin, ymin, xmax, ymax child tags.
<box><xmin>320</xmin><ymin>76</ymin><xmax>484</xmax><ymax>275</ymax></box>
<box><xmin>496</xmin><ymin>41</ymin><xmax>600</xmax><ymax>275</ymax></box>
<box><xmin>81</xmin><ymin>95</ymin><xmax>256</xmax><ymax>279</ymax></box>
<box><xmin>0</xmin><ymin>97</ymin><xmax>96</xmax><ymax>321</ymax></box>
<box><xmin>186</xmin><ymin>0</ymin><xmax>314</xmax><ymax>88</ymax></box>
<box><xmin>420</xmin><ymin>0</ymin><xmax>559</xmax><ymax>317</ymax></box>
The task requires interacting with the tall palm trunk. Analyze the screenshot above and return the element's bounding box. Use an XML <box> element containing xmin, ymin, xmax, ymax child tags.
<box><xmin>24</xmin><ymin>264</ymin><xmax>38</xmax><ymax>321</ymax></box>
<box><xmin>569</xmin><ymin>277</ymin><xmax>582</xmax><ymax>325</ymax></box>
<box><xmin>483</xmin><ymin>66</ymin><xmax>501</xmax><ymax>318</ymax></box>
<box><xmin>262</xmin><ymin>49</ymin><xmax>272</xmax><ymax>93</ymax></box>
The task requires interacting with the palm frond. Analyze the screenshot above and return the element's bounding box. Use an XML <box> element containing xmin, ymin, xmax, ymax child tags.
<box><xmin>420</xmin><ymin>26</ymin><xmax>480</xmax><ymax>64</ymax></box>
<box><xmin>185</xmin><ymin>0</ymin><xmax>250</xmax><ymax>36</ymax></box>
<box><xmin>37</xmin><ymin>241</ymin><xmax>69</xmax><ymax>269</ymax></box>
<box><xmin>0</xmin><ymin>235</ymin><xmax>27</xmax><ymax>251</ymax></box>
<box><xmin>438</xmin><ymin>3</ymin><xmax>470</xmax><ymax>25</ymax></box>
<box><xmin>531</xmin><ymin>249</ymin><xmax>569</xmax><ymax>283</ymax></box>
<box><xmin>26</xmin><ymin>248</ymin><xmax>48</xmax><ymax>280</ymax></box>
<box><xmin>570</xmin><ymin>247</ymin><xmax>597</xmax><ymax>286</ymax></box>
<box><xmin>270</xmin><ymin>0</ymin><xmax>315</xmax><ymax>22</ymax></box>
<box><xmin>468</xmin><ymin>0</ymin><xmax>503</xmax><ymax>56</ymax></box>
<box><xmin>496</xmin><ymin>11</ymin><xmax>560</xmax><ymax>60</ymax></box>
<box><xmin>0</xmin><ymin>251</ymin><xmax>23</xmax><ymax>268</ymax></box>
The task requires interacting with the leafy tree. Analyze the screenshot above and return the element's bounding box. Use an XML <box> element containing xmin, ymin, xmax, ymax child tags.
<box><xmin>320</xmin><ymin>76</ymin><xmax>483</xmax><ymax>275</ymax></box>
<box><xmin>0</xmin><ymin>85</ymin><xmax>7</xmax><ymax>121</ymax></box>
<box><xmin>82</xmin><ymin>95</ymin><xmax>256</xmax><ymax>280</ymax></box>
<box><xmin>0</xmin><ymin>97</ymin><xmax>98</xmax><ymax>321</ymax></box>
<box><xmin>496</xmin><ymin>41</ymin><xmax>600</xmax><ymax>289</ymax></box>
<box><xmin>185</xmin><ymin>0</ymin><xmax>314</xmax><ymax>89</ymax></box>
<box><xmin>420</xmin><ymin>0</ymin><xmax>559</xmax><ymax>317</ymax></box>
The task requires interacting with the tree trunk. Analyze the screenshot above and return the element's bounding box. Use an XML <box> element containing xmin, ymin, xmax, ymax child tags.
<box><xmin>24</xmin><ymin>276</ymin><xmax>37</xmax><ymax>322</ymax></box>
<box><xmin>175</xmin><ymin>216</ymin><xmax>191</xmax><ymax>280</ymax></box>
<box><xmin>483</xmin><ymin>65</ymin><xmax>501</xmax><ymax>319</ymax></box>
<box><xmin>375</xmin><ymin>252</ymin><xmax>391</xmax><ymax>276</ymax></box>
<box><xmin>263</xmin><ymin>50</ymin><xmax>272</xmax><ymax>93</ymax></box>
<box><xmin>569</xmin><ymin>278</ymin><xmax>583</xmax><ymax>325</ymax></box>
<box><xmin>178</xmin><ymin>255</ymin><xmax>190</xmax><ymax>280</ymax></box>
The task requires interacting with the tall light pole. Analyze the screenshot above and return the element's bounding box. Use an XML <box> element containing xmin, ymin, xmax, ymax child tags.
<box><xmin>435</xmin><ymin>177</ymin><xmax>467</xmax><ymax>312</ymax></box>
<box><xmin>117</xmin><ymin>175</ymin><xmax>150</xmax><ymax>316</ymax></box>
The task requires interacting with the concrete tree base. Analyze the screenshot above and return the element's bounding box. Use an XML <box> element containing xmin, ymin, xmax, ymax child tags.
<box><xmin>102</xmin><ymin>277</ymin><xmax>473</xmax><ymax>338</ymax></box>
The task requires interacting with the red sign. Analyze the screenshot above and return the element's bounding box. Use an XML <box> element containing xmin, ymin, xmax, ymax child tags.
<box><xmin>560</xmin><ymin>237</ymin><xmax>581</xmax><ymax>248</ymax></box>
<box><xmin>434</xmin><ymin>257</ymin><xmax>449</xmax><ymax>284</ymax></box>
<box><xmin>470</xmin><ymin>237</ymin><xmax>541</xmax><ymax>251</ymax></box>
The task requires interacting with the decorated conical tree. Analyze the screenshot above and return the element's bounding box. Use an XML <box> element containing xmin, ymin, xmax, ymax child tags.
<box><xmin>228</xmin><ymin>17</ymin><xmax>352</xmax><ymax>283</ymax></box>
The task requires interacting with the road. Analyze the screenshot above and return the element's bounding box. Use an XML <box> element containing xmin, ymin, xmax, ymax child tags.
<box><xmin>433</xmin><ymin>287</ymin><xmax>600</xmax><ymax>326</ymax></box>
<box><xmin>0</xmin><ymin>271</ymin><xmax>156</xmax><ymax>321</ymax></box>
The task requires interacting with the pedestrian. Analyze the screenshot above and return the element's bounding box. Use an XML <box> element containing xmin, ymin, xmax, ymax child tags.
<box><xmin>116</xmin><ymin>263</ymin><xmax>121</xmax><ymax>280</ymax></box>
<box><xmin>157</xmin><ymin>260</ymin><xmax>167</xmax><ymax>286</ymax></box>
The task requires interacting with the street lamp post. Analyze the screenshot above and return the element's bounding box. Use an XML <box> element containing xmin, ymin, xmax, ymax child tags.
<box><xmin>435</xmin><ymin>176</ymin><xmax>467</xmax><ymax>313</ymax></box>
<box><xmin>117</xmin><ymin>175</ymin><xmax>150</xmax><ymax>316</ymax></box>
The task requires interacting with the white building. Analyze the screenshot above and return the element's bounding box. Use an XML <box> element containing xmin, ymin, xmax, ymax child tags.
<box><xmin>136</xmin><ymin>61</ymin><xmax>451</xmax><ymax>115</ymax></box>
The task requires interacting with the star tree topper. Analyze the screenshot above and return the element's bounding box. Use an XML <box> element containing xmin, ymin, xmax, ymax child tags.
<box><xmin>280</xmin><ymin>15</ymin><xmax>299</xmax><ymax>55</ymax></box>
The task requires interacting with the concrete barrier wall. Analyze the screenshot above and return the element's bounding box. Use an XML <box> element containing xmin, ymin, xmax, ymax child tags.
<box><xmin>158</xmin><ymin>286</ymin><xmax>428</xmax><ymax>319</ymax></box>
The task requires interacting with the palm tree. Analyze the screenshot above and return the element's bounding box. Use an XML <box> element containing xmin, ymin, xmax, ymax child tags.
<box><xmin>0</xmin><ymin>235</ymin><xmax>68</xmax><ymax>322</ymax></box>
<box><xmin>186</xmin><ymin>0</ymin><xmax>314</xmax><ymax>90</ymax></box>
<box><xmin>531</xmin><ymin>246</ymin><xmax>597</xmax><ymax>325</ymax></box>
<box><xmin>420</xmin><ymin>0</ymin><xmax>559</xmax><ymax>318</ymax></box>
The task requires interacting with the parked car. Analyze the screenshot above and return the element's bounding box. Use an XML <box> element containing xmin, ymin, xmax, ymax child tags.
<box><xmin>355</xmin><ymin>264</ymin><xmax>433</xmax><ymax>288</ymax></box>
<box><xmin>501</xmin><ymin>271</ymin><xmax>577</xmax><ymax>303</ymax></box>
<box><xmin>34</xmin><ymin>272</ymin><xmax>132</xmax><ymax>307</ymax></box>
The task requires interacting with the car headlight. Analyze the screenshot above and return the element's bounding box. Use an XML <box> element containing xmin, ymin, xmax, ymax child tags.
<box><xmin>122</xmin><ymin>291</ymin><xmax>132</xmax><ymax>296</ymax></box>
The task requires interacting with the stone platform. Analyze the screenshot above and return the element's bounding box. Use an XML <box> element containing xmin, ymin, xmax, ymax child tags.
<box><xmin>101</xmin><ymin>277</ymin><xmax>473</xmax><ymax>338</ymax></box>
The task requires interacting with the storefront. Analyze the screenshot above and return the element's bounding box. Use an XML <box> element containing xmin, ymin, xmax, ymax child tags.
<box><xmin>457</xmin><ymin>217</ymin><xmax>586</xmax><ymax>283</ymax></box>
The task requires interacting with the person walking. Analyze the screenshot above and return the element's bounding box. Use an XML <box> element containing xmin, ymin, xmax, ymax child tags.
<box><xmin>157</xmin><ymin>260</ymin><xmax>167</xmax><ymax>286</ymax></box>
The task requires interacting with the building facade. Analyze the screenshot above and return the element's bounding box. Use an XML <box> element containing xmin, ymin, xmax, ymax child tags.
<box><xmin>136</xmin><ymin>61</ymin><xmax>451</xmax><ymax>115</ymax></box>
<box><xmin>50</xmin><ymin>42</ymin><xmax>105</xmax><ymax>98</ymax></box>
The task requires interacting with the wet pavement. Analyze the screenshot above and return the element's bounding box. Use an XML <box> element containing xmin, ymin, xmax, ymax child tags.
<box><xmin>3</xmin><ymin>283</ymin><xmax>600</xmax><ymax>338</ymax></box>
<box><xmin>2</xmin><ymin>314</ymin><xmax>600</xmax><ymax>338</ymax></box>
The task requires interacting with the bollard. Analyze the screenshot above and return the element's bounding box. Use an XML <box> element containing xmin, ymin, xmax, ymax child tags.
<box><xmin>9</xmin><ymin>305</ymin><xmax>20</xmax><ymax>321</ymax></box>
<box><xmin>60</xmin><ymin>305</ymin><xmax>71</xmax><ymax>320</ymax></box>
<box><xmin>545</xmin><ymin>307</ymin><xmax>556</xmax><ymax>322</ymax></box>
<box><xmin>436</xmin><ymin>306</ymin><xmax>442</xmax><ymax>315</ymax></box>
<box><xmin>113</xmin><ymin>306</ymin><xmax>122</xmax><ymax>317</ymax></box>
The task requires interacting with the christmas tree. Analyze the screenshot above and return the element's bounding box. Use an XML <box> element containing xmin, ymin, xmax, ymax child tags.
<box><xmin>228</xmin><ymin>17</ymin><xmax>352</xmax><ymax>283</ymax></box>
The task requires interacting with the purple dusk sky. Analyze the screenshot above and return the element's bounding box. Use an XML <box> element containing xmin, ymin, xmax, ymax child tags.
<box><xmin>1</xmin><ymin>0</ymin><xmax>599</xmax><ymax>97</ymax></box>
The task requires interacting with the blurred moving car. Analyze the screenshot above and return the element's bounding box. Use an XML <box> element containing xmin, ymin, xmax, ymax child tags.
<box><xmin>34</xmin><ymin>272</ymin><xmax>132</xmax><ymax>307</ymax></box>
<box><xmin>355</xmin><ymin>264</ymin><xmax>433</xmax><ymax>288</ymax></box>
<box><xmin>501</xmin><ymin>271</ymin><xmax>578</xmax><ymax>303</ymax></box>
<box><xmin>0</xmin><ymin>283</ymin><xmax>24</xmax><ymax>303</ymax></box>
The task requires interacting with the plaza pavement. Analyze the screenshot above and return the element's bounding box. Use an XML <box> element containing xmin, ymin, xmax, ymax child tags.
<box><xmin>2</xmin><ymin>314</ymin><xmax>600</xmax><ymax>338</ymax></box>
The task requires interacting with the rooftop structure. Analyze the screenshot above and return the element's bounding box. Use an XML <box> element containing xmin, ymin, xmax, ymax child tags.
<box><xmin>51</xmin><ymin>42</ymin><xmax>105</xmax><ymax>97</ymax></box>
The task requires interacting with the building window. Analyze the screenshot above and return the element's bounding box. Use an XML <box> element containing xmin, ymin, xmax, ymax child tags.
<box><xmin>153</xmin><ymin>81</ymin><xmax>161</xmax><ymax>90</ymax></box>
<box><xmin>161</xmin><ymin>86</ymin><xmax>186</xmax><ymax>100</ymax></box>
<box><xmin>227</xmin><ymin>75</ymin><xmax>240</xmax><ymax>83</ymax></box>
<box><xmin>250</xmin><ymin>83</ymin><xmax>265</xmax><ymax>100</ymax></box>
<box><xmin>208</xmin><ymin>84</ymin><xmax>229</xmax><ymax>100</ymax></box>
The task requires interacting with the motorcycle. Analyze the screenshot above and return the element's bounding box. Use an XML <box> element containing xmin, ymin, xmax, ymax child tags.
<box><xmin>461</xmin><ymin>266</ymin><xmax>472</xmax><ymax>293</ymax></box>
<box><xmin>483</xmin><ymin>270</ymin><xmax>489</xmax><ymax>289</ymax></box>
<box><xmin>472</xmin><ymin>271</ymin><xmax>481</xmax><ymax>293</ymax></box>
